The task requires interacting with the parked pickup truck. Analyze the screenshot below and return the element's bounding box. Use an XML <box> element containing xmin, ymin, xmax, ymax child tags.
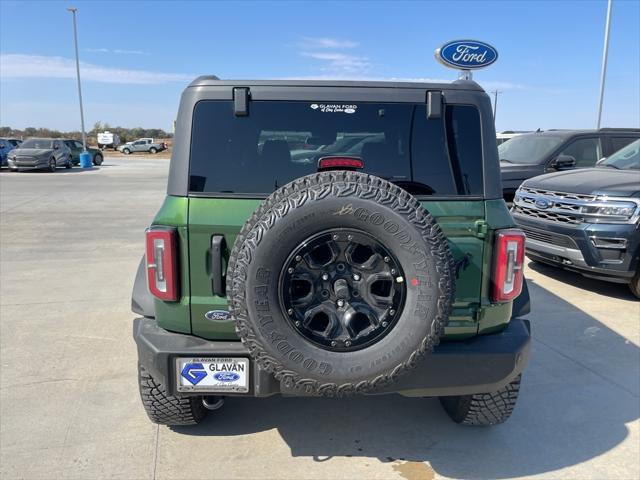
<box><xmin>118</xmin><ymin>138</ymin><xmax>167</xmax><ymax>154</ymax></box>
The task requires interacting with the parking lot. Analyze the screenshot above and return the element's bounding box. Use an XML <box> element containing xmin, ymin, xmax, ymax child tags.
<box><xmin>0</xmin><ymin>157</ymin><xmax>638</xmax><ymax>480</ymax></box>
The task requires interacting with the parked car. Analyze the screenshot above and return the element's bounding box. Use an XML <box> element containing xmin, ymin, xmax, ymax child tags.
<box><xmin>0</xmin><ymin>138</ymin><xmax>22</xmax><ymax>167</ymax></box>
<box><xmin>499</xmin><ymin>128</ymin><xmax>640</xmax><ymax>202</ymax></box>
<box><xmin>97</xmin><ymin>131</ymin><xmax>121</xmax><ymax>150</ymax></box>
<box><xmin>496</xmin><ymin>130</ymin><xmax>531</xmax><ymax>146</ymax></box>
<box><xmin>118</xmin><ymin>138</ymin><xmax>166</xmax><ymax>154</ymax></box>
<box><xmin>7</xmin><ymin>138</ymin><xmax>72</xmax><ymax>172</ymax></box>
<box><xmin>132</xmin><ymin>76</ymin><xmax>531</xmax><ymax>427</ymax></box>
<box><xmin>512</xmin><ymin>139</ymin><xmax>640</xmax><ymax>297</ymax></box>
<box><xmin>62</xmin><ymin>139</ymin><xmax>104</xmax><ymax>166</ymax></box>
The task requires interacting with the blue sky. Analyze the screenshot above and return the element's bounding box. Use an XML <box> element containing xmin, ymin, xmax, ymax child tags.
<box><xmin>1</xmin><ymin>0</ymin><xmax>638</xmax><ymax>132</ymax></box>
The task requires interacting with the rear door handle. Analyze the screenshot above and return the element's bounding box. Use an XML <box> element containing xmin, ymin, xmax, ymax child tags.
<box><xmin>211</xmin><ymin>235</ymin><xmax>227</xmax><ymax>296</ymax></box>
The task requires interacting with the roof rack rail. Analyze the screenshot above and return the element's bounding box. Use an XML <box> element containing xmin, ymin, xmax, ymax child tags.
<box><xmin>598</xmin><ymin>127</ymin><xmax>640</xmax><ymax>132</ymax></box>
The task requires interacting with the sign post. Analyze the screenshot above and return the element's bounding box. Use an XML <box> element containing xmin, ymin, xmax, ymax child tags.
<box><xmin>435</xmin><ymin>40</ymin><xmax>499</xmax><ymax>120</ymax></box>
<box><xmin>597</xmin><ymin>0</ymin><xmax>613</xmax><ymax>129</ymax></box>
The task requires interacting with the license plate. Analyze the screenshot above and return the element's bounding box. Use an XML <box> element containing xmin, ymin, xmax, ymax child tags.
<box><xmin>176</xmin><ymin>357</ymin><xmax>249</xmax><ymax>393</ymax></box>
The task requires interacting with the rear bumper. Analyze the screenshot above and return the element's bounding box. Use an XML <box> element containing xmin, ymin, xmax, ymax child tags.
<box><xmin>133</xmin><ymin>316</ymin><xmax>531</xmax><ymax>398</ymax></box>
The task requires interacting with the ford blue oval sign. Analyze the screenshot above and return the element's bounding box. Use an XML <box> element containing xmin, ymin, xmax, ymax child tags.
<box><xmin>435</xmin><ymin>40</ymin><xmax>498</xmax><ymax>70</ymax></box>
<box><xmin>214</xmin><ymin>372</ymin><xmax>240</xmax><ymax>382</ymax></box>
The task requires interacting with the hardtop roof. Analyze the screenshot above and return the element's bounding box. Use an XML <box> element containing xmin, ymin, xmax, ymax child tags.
<box><xmin>187</xmin><ymin>76</ymin><xmax>484</xmax><ymax>91</ymax></box>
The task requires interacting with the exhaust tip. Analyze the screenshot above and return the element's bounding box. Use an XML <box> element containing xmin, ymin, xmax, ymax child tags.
<box><xmin>202</xmin><ymin>396</ymin><xmax>225</xmax><ymax>411</ymax></box>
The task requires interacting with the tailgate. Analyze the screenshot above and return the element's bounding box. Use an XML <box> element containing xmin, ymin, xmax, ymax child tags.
<box><xmin>188</xmin><ymin>197</ymin><xmax>485</xmax><ymax>340</ymax></box>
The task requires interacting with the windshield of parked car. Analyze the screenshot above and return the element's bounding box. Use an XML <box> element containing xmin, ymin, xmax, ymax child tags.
<box><xmin>599</xmin><ymin>139</ymin><xmax>640</xmax><ymax>170</ymax></box>
<box><xmin>497</xmin><ymin>134</ymin><xmax>565</xmax><ymax>165</ymax></box>
<box><xmin>20</xmin><ymin>139</ymin><xmax>53</xmax><ymax>149</ymax></box>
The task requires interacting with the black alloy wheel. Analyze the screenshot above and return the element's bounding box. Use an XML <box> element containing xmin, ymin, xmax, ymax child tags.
<box><xmin>280</xmin><ymin>229</ymin><xmax>406</xmax><ymax>352</ymax></box>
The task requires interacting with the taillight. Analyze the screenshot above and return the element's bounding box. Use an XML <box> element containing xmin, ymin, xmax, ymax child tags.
<box><xmin>492</xmin><ymin>229</ymin><xmax>526</xmax><ymax>303</ymax></box>
<box><xmin>145</xmin><ymin>227</ymin><xmax>178</xmax><ymax>301</ymax></box>
<box><xmin>317</xmin><ymin>156</ymin><xmax>364</xmax><ymax>170</ymax></box>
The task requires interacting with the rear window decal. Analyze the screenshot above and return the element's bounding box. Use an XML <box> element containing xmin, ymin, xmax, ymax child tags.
<box><xmin>310</xmin><ymin>104</ymin><xmax>357</xmax><ymax>114</ymax></box>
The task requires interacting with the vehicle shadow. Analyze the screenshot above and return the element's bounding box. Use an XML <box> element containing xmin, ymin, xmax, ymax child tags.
<box><xmin>527</xmin><ymin>258</ymin><xmax>637</xmax><ymax>301</ymax></box>
<box><xmin>173</xmin><ymin>280</ymin><xmax>639</xmax><ymax>479</ymax></box>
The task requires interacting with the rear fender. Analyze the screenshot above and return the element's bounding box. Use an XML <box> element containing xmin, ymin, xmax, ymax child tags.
<box><xmin>132</xmin><ymin>255</ymin><xmax>155</xmax><ymax>318</ymax></box>
<box><xmin>511</xmin><ymin>277</ymin><xmax>531</xmax><ymax>318</ymax></box>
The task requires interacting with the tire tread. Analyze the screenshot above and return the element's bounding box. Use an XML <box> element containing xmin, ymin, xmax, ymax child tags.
<box><xmin>138</xmin><ymin>365</ymin><xmax>206</xmax><ymax>426</ymax></box>
<box><xmin>440</xmin><ymin>375</ymin><xmax>521</xmax><ymax>426</ymax></box>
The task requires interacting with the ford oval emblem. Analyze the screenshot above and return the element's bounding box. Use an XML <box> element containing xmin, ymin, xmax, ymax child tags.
<box><xmin>214</xmin><ymin>372</ymin><xmax>240</xmax><ymax>382</ymax></box>
<box><xmin>435</xmin><ymin>40</ymin><xmax>498</xmax><ymax>70</ymax></box>
<box><xmin>535</xmin><ymin>198</ymin><xmax>551</xmax><ymax>209</ymax></box>
<box><xmin>205</xmin><ymin>310</ymin><xmax>231</xmax><ymax>322</ymax></box>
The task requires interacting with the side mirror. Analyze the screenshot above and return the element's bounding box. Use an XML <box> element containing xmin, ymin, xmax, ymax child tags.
<box><xmin>551</xmin><ymin>154</ymin><xmax>576</xmax><ymax>170</ymax></box>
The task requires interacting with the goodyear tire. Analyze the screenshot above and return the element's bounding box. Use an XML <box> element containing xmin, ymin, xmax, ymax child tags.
<box><xmin>439</xmin><ymin>375</ymin><xmax>522</xmax><ymax>426</ymax></box>
<box><xmin>138</xmin><ymin>365</ymin><xmax>206</xmax><ymax>426</ymax></box>
<box><xmin>227</xmin><ymin>171</ymin><xmax>454</xmax><ymax>397</ymax></box>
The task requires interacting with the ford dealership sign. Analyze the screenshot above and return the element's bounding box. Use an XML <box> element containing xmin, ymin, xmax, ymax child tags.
<box><xmin>435</xmin><ymin>40</ymin><xmax>498</xmax><ymax>70</ymax></box>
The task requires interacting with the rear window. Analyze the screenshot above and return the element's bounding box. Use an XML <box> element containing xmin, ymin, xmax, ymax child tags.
<box><xmin>189</xmin><ymin>101</ymin><xmax>484</xmax><ymax>197</ymax></box>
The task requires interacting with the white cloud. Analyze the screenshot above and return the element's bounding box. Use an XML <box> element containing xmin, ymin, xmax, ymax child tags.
<box><xmin>300</xmin><ymin>51</ymin><xmax>372</xmax><ymax>75</ymax></box>
<box><xmin>85</xmin><ymin>48</ymin><xmax>146</xmax><ymax>55</ymax></box>
<box><xmin>298</xmin><ymin>37</ymin><xmax>359</xmax><ymax>49</ymax></box>
<box><xmin>0</xmin><ymin>54</ymin><xmax>192</xmax><ymax>84</ymax></box>
<box><xmin>479</xmin><ymin>80</ymin><xmax>526</xmax><ymax>91</ymax></box>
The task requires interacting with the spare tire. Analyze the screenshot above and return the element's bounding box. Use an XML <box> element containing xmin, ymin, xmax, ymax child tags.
<box><xmin>227</xmin><ymin>171</ymin><xmax>454</xmax><ymax>397</ymax></box>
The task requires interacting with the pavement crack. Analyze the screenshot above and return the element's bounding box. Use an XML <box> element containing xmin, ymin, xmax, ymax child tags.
<box><xmin>152</xmin><ymin>424</ymin><xmax>159</xmax><ymax>480</ymax></box>
<box><xmin>0</xmin><ymin>378</ymin><xmax>79</xmax><ymax>390</ymax></box>
<box><xmin>0</xmin><ymin>297</ymin><xmax>125</xmax><ymax>307</ymax></box>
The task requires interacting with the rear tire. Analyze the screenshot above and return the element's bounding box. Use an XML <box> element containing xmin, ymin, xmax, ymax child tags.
<box><xmin>629</xmin><ymin>267</ymin><xmax>640</xmax><ymax>299</ymax></box>
<box><xmin>439</xmin><ymin>375</ymin><xmax>521</xmax><ymax>426</ymax></box>
<box><xmin>138</xmin><ymin>365</ymin><xmax>207</xmax><ymax>426</ymax></box>
<box><xmin>93</xmin><ymin>154</ymin><xmax>103</xmax><ymax>166</ymax></box>
<box><xmin>65</xmin><ymin>156</ymin><xmax>72</xmax><ymax>169</ymax></box>
<box><xmin>149</xmin><ymin>147</ymin><xmax>157</xmax><ymax>154</ymax></box>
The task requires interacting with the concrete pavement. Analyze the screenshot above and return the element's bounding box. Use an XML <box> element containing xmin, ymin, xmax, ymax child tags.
<box><xmin>1</xmin><ymin>158</ymin><xmax>638</xmax><ymax>480</ymax></box>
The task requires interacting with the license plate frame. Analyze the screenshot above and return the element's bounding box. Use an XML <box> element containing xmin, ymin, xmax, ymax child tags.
<box><xmin>175</xmin><ymin>357</ymin><xmax>250</xmax><ymax>393</ymax></box>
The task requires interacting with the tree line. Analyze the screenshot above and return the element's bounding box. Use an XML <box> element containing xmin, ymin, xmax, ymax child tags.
<box><xmin>0</xmin><ymin>121</ymin><xmax>173</xmax><ymax>144</ymax></box>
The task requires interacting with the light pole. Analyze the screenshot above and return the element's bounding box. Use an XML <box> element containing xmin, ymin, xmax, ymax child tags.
<box><xmin>491</xmin><ymin>90</ymin><xmax>502</xmax><ymax>122</ymax></box>
<box><xmin>597</xmin><ymin>0</ymin><xmax>613</xmax><ymax>129</ymax></box>
<box><xmin>67</xmin><ymin>7</ymin><xmax>87</xmax><ymax>152</ymax></box>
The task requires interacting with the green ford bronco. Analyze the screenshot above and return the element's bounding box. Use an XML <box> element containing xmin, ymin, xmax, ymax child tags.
<box><xmin>132</xmin><ymin>77</ymin><xmax>531</xmax><ymax>427</ymax></box>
